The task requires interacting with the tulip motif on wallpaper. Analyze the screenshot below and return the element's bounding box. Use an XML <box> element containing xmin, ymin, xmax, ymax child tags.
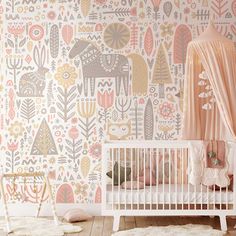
<box><xmin>5</xmin><ymin>141</ymin><xmax>20</xmax><ymax>173</ymax></box>
<box><xmin>77</xmin><ymin>100</ymin><xmax>96</xmax><ymax>140</ymax></box>
<box><xmin>97</xmin><ymin>90</ymin><xmax>114</xmax><ymax>123</ymax></box>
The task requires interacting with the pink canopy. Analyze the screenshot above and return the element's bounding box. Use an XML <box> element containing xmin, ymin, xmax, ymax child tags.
<box><xmin>182</xmin><ymin>22</ymin><xmax>236</xmax><ymax>140</ymax></box>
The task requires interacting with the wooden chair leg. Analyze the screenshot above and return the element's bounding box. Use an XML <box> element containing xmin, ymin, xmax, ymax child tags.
<box><xmin>0</xmin><ymin>175</ymin><xmax>12</xmax><ymax>233</ymax></box>
<box><xmin>35</xmin><ymin>181</ymin><xmax>46</xmax><ymax>217</ymax></box>
<box><xmin>44</xmin><ymin>175</ymin><xmax>59</xmax><ymax>225</ymax></box>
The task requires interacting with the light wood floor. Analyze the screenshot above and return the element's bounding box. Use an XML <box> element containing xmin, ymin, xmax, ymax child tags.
<box><xmin>66</xmin><ymin>216</ymin><xmax>236</xmax><ymax>236</ymax></box>
<box><xmin>1</xmin><ymin>216</ymin><xmax>236</xmax><ymax>235</ymax></box>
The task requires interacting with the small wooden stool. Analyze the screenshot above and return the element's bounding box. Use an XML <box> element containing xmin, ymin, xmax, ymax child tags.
<box><xmin>0</xmin><ymin>172</ymin><xmax>59</xmax><ymax>233</ymax></box>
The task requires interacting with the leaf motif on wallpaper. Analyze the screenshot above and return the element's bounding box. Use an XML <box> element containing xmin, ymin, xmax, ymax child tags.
<box><xmin>144</xmin><ymin>98</ymin><xmax>154</xmax><ymax>140</ymax></box>
<box><xmin>211</xmin><ymin>0</ymin><xmax>228</xmax><ymax>17</ymax></box>
<box><xmin>144</xmin><ymin>26</ymin><xmax>154</xmax><ymax>57</ymax></box>
<box><xmin>163</xmin><ymin>1</ymin><xmax>172</xmax><ymax>17</ymax></box>
<box><xmin>56</xmin><ymin>184</ymin><xmax>74</xmax><ymax>203</ymax></box>
<box><xmin>81</xmin><ymin>156</ymin><xmax>90</xmax><ymax>178</ymax></box>
<box><xmin>232</xmin><ymin>0</ymin><xmax>236</xmax><ymax>17</ymax></box>
<box><xmin>81</xmin><ymin>0</ymin><xmax>91</xmax><ymax>17</ymax></box>
<box><xmin>20</xmin><ymin>98</ymin><xmax>35</xmax><ymax>122</ymax></box>
<box><xmin>66</xmin><ymin>138</ymin><xmax>82</xmax><ymax>171</ymax></box>
<box><xmin>95</xmin><ymin>186</ymin><xmax>101</xmax><ymax>203</ymax></box>
<box><xmin>152</xmin><ymin>43</ymin><xmax>172</xmax><ymax>98</ymax></box>
<box><xmin>173</xmin><ymin>24</ymin><xmax>192</xmax><ymax>73</ymax></box>
<box><xmin>130</xmin><ymin>99</ymin><xmax>143</xmax><ymax>139</ymax></box>
<box><xmin>56</xmin><ymin>86</ymin><xmax>76</xmax><ymax>122</ymax></box>
<box><xmin>77</xmin><ymin>100</ymin><xmax>96</xmax><ymax>140</ymax></box>
<box><xmin>62</xmin><ymin>25</ymin><xmax>73</xmax><ymax>45</ymax></box>
<box><xmin>30</xmin><ymin>118</ymin><xmax>58</xmax><ymax>156</ymax></box>
<box><xmin>50</xmin><ymin>24</ymin><xmax>59</xmax><ymax>59</ymax></box>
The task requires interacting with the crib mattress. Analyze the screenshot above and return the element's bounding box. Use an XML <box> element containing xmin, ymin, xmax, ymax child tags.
<box><xmin>106</xmin><ymin>184</ymin><xmax>234</xmax><ymax>204</ymax></box>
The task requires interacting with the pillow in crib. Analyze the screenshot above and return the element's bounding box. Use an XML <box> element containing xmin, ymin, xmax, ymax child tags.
<box><xmin>63</xmin><ymin>208</ymin><xmax>92</xmax><ymax>223</ymax></box>
<box><xmin>106</xmin><ymin>162</ymin><xmax>131</xmax><ymax>186</ymax></box>
<box><xmin>138</xmin><ymin>167</ymin><xmax>156</xmax><ymax>186</ymax></box>
<box><xmin>121</xmin><ymin>181</ymin><xmax>144</xmax><ymax>189</ymax></box>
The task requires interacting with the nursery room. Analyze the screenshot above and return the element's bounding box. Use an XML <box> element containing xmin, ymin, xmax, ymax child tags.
<box><xmin>0</xmin><ymin>0</ymin><xmax>236</xmax><ymax>235</ymax></box>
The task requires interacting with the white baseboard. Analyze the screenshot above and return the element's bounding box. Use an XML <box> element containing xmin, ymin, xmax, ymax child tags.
<box><xmin>0</xmin><ymin>204</ymin><xmax>101</xmax><ymax>216</ymax></box>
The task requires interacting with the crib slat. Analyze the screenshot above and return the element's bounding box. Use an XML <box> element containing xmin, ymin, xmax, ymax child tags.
<box><xmin>156</xmin><ymin>148</ymin><xmax>159</xmax><ymax>210</ymax></box>
<box><xmin>144</xmin><ymin>149</ymin><xmax>146</xmax><ymax>210</ymax></box>
<box><xmin>150</xmin><ymin>148</ymin><xmax>152</xmax><ymax>210</ymax></box>
<box><xmin>181</xmin><ymin>148</ymin><xmax>184</xmax><ymax>210</ymax></box>
<box><xmin>168</xmin><ymin>148</ymin><xmax>171</xmax><ymax>210</ymax></box>
<box><xmin>112</xmin><ymin>149</ymin><xmax>114</xmax><ymax>210</ymax></box>
<box><xmin>124</xmin><ymin>148</ymin><xmax>127</xmax><ymax>211</ymax></box>
<box><xmin>137</xmin><ymin>148</ymin><xmax>140</xmax><ymax>210</ymax></box>
<box><xmin>175</xmin><ymin>149</ymin><xmax>177</xmax><ymax>210</ymax></box>
<box><xmin>162</xmin><ymin>148</ymin><xmax>165</xmax><ymax>210</ymax></box>
<box><xmin>131</xmin><ymin>148</ymin><xmax>133</xmax><ymax>210</ymax></box>
<box><xmin>118</xmin><ymin>148</ymin><xmax>120</xmax><ymax>210</ymax></box>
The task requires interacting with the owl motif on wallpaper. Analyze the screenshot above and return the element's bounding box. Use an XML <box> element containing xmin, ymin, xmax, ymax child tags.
<box><xmin>107</xmin><ymin>120</ymin><xmax>131</xmax><ymax>140</ymax></box>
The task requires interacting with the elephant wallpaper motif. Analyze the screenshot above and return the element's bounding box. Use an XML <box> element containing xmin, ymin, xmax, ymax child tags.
<box><xmin>0</xmin><ymin>0</ymin><xmax>236</xmax><ymax>204</ymax></box>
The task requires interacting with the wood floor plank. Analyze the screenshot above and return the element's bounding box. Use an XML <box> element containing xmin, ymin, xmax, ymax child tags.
<box><xmin>90</xmin><ymin>216</ymin><xmax>104</xmax><ymax>236</ymax></box>
<box><xmin>124</xmin><ymin>216</ymin><xmax>136</xmax><ymax>230</ymax></box>
<box><xmin>102</xmin><ymin>216</ymin><xmax>113</xmax><ymax>236</ymax></box>
<box><xmin>67</xmin><ymin>217</ymin><xmax>94</xmax><ymax>236</ymax></box>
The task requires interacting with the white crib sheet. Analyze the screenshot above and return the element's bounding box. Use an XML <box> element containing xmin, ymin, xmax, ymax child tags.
<box><xmin>106</xmin><ymin>184</ymin><xmax>233</xmax><ymax>204</ymax></box>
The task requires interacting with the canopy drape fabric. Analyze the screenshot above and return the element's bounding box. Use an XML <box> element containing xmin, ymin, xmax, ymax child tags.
<box><xmin>182</xmin><ymin>23</ymin><xmax>236</xmax><ymax>141</ymax></box>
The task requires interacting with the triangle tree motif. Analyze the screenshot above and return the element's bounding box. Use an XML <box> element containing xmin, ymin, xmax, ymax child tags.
<box><xmin>31</xmin><ymin>118</ymin><xmax>58</xmax><ymax>156</ymax></box>
<box><xmin>152</xmin><ymin>43</ymin><xmax>172</xmax><ymax>98</ymax></box>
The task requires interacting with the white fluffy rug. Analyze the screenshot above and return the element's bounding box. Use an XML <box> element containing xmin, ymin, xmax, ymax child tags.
<box><xmin>112</xmin><ymin>224</ymin><xmax>225</xmax><ymax>236</ymax></box>
<box><xmin>0</xmin><ymin>217</ymin><xmax>82</xmax><ymax>236</ymax></box>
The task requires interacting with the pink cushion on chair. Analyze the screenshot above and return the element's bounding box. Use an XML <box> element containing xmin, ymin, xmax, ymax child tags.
<box><xmin>63</xmin><ymin>208</ymin><xmax>92</xmax><ymax>223</ymax></box>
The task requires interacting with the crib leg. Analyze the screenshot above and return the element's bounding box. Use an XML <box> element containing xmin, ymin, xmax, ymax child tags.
<box><xmin>113</xmin><ymin>215</ymin><xmax>120</xmax><ymax>232</ymax></box>
<box><xmin>219</xmin><ymin>215</ymin><xmax>227</xmax><ymax>231</ymax></box>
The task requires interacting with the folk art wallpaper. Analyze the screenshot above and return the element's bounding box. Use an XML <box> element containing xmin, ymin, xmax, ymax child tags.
<box><xmin>0</xmin><ymin>0</ymin><xmax>235</xmax><ymax>205</ymax></box>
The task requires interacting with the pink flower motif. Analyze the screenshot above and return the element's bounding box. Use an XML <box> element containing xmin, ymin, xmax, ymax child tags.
<box><xmin>29</xmin><ymin>25</ymin><xmax>44</xmax><ymax>41</ymax></box>
<box><xmin>68</xmin><ymin>126</ymin><xmax>79</xmax><ymax>140</ymax></box>
<box><xmin>159</xmin><ymin>102</ymin><xmax>175</xmax><ymax>120</ymax></box>
<box><xmin>7</xmin><ymin>141</ymin><xmax>18</xmax><ymax>152</ymax></box>
<box><xmin>47</xmin><ymin>11</ymin><xmax>56</xmax><ymax>20</ymax></box>
<box><xmin>8</xmin><ymin>23</ymin><xmax>25</xmax><ymax>37</ymax></box>
<box><xmin>97</xmin><ymin>90</ymin><xmax>114</xmax><ymax>109</ymax></box>
<box><xmin>89</xmin><ymin>143</ymin><xmax>102</xmax><ymax>159</ymax></box>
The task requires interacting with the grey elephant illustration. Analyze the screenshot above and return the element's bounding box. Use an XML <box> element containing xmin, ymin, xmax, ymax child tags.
<box><xmin>69</xmin><ymin>39</ymin><xmax>130</xmax><ymax>96</ymax></box>
<box><xmin>18</xmin><ymin>45</ymin><xmax>49</xmax><ymax>97</ymax></box>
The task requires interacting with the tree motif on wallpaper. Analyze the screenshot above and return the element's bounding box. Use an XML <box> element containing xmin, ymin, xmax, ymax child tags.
<box><xmin>20</xmin><ymin>98</ymin><xmax>36</xmax><ymax>123</ymax></box>
<box><xmin>6</xmin><ymin>57</ymin><xmax>23</xmax><ymax>86</ymax></box>
<box><xmin>30</xmin><ymin>118</ymin><xmax>58</xmax><ymax>158</ymax></box>
<box><xmin>173</xmin><ymin>24</ymin><xmax>192</xmax><ymax>74</ymax></box>
<box><xmin>152</xmin><ymin>43</ymin><xmax>172</xmax><ymax>99</ymax></box>
<box><xmin>151</xmin><ymin>0</ymin><xmax>161</xmax><ymax>19</ymax></box>
<box><xmin>62</xmin><ymin>25</ymin><xmax>73</xmax><ymax>45</ymax></box>
<box><xmin>144</xmin><ymin>98</ymin><xmax>154</xmax><ymax>140</ymax></box>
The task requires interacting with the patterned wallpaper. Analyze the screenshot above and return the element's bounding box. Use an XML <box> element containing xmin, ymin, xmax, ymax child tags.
<box><xmin>0</xmin><ymin>0</ymin><xmax>236</xmax><ymax>204</ymax></box>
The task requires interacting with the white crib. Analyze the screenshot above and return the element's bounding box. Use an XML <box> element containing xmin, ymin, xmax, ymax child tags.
<box><xmin>101</xmin><ymin>140</ymin><xmax>236</xmax><ymax>232</ymax></box>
